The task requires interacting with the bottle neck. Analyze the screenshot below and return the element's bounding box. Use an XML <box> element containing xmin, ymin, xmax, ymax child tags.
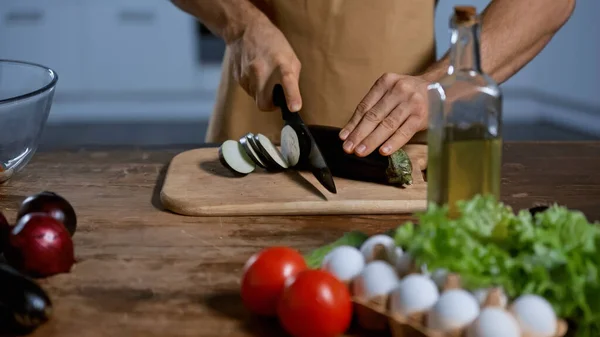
<box><xmin>448</xmin><ymin>22</ymin><xmax>482</xmax><ymax>74</ymax></box>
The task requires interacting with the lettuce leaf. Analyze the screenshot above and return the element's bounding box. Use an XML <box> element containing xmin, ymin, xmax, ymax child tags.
<box><xmin>303</xmin><ymin>231</ymin><xmax>369</xmax><ymax>269</ymax></box>
<box><xmin>394</xmin><ymin>195</ymin><xmax>600</xmax><ymax>337</ymax></box>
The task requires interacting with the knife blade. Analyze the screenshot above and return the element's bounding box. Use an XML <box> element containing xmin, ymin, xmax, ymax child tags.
<box><xmin>272</xmin><ymin>84</ymin><xmax>337</xmax><ymax>194</ymax></box>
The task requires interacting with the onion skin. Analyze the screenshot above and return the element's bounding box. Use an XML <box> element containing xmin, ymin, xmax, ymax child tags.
<box><xmin>17</xmin><ymin>191</ymin><xmax>77</xmax><ymax>237</ymax></box>
<box><xmin>4</xmin><ymin>213</ymin><xmax>75</xmax><ymax>278</ymax></box>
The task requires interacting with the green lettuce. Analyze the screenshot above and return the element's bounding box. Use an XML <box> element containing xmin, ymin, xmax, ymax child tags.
<box><xmin>304</xmin><ymin>230</ymin><xmax>369</xmax><ymax>269</ymax></box>
<box><xmin>394</xmin><ymin>195</ymin><xmax>600</xmax><ymax>337</ymax></box>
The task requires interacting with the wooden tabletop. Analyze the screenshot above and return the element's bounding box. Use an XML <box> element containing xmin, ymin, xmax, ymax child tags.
<box><xmin>0</xmin><ymin>141</ymin><xmax>599</xmax><ymax>337</ymax></box>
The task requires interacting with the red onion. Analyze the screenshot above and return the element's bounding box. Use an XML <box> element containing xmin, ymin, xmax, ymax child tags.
<box><xmin>17</xmin><ymin>191</ymin><xmax>77</xmax><ymax>236</ymax></box>
<box><xmin>4</xmin><ymin>212</ymin><xmax>75</xmax><ymax>277</ymax></box>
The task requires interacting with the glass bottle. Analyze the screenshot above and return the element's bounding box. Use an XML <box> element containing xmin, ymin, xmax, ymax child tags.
<box><xmin>426</xmin><ymin>5</ymin><xmax>502</xmax><ymax>216</ymax></box>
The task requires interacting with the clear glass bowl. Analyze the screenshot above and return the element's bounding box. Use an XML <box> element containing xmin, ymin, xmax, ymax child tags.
<box><xmin>0</xmin><ymin>59</ymin><xmax>58</xmax><ymax>184</ymax></box>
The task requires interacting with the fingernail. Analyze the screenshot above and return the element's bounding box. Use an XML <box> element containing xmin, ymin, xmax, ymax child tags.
<box><xmin>343</xmin><ymin>141</ymin><xmax>353</xmax><ymax>152</ymax></box>
<box><xmin>290</xmin><ymin>103</ymin><xmax>301</xmax><ymax>112</ymax></box>
<box><xmin>339</xmin><ymin>129</ymin><xmax>349</xmax><ymax>140</ymax></box>
<box><xmin>356</xmin><ymin>144</ymin><xmax>366</xmax><ymax>154</ymax></box>
<box><xmin>381</xmin><ymin>145</ymin><xmax>392</xmax><ymax>154</ymax></box>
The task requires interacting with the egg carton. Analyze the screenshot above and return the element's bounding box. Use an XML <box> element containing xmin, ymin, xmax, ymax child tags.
<box><xmin>348</xmin><ymin>244</ymin><xmax>569</xmax><ymax>337</ymax></box>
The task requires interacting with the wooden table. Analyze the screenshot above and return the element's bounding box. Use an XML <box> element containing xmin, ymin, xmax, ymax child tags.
<box><xmin>0</xmin><ymin>141</ymin><xmax>598</xmax><ymax>337</ymax></box>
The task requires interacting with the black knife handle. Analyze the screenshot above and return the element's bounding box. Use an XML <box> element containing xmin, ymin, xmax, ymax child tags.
<box><xmin>273</xmin><ymin>84</ymin><xmax>293</xmax><ymax>120</ymax></box>
<box><xmin>273</xmin><ymin>84</ymin><xmax>286</xmax><ymax>107</ymax></box>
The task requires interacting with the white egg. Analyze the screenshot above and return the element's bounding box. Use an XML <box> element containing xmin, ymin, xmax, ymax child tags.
<box><xmin>472</xmin><ymin>288</ymin><xmax>508</xmax><ymax>308</ymax></box>
<box><xmin>395</xmin><ymin>247</ymin><xmax>404</xmax><ymax>262</ymax></box>
<box><xmin>359</xmin><ymin>234</ymin><xmax>399</xmax><ymax>263</ymax></box>
<box><xmin>430</xmin><ymin>268</ymin><xmax>449</xmax><ymax>289</ymax></box>
<box><xmin>395</xmin><ymin>251</ymin><xmax>414</xmax><ymax>276</ymax></box>
<box><xmin>321</xmin><ymin>245</ymin><xmax>365</xmax><ymax>282</ymax></box>
<box><xmin>352</xmin><ymin>260</ymin><xmax>400</xmax><ymax>300</ymax></box>
<box><xmin>466</xmin><ymin>307</ymin><xmax>521</xmax><ymax>337</ymax></box>
<box><xmin>389</xmin><ymin>274</ymin><xmax>439</xmax><ymax>317</ymax></box>
<box><xmin>509</xmin><ymin>294</ymin><xmax>557</xmax><ymax>337</ymax></box>
<box><xmin>427</xmin><ymin>289</ymin><xmax>480</xmax><ymax>331</ymax></box>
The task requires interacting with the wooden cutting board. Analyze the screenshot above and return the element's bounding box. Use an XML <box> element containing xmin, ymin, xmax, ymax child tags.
<box><xmin>160</xmin><ymin>145</ymin><xmax>428</xmax><ymax>216</ymax></box>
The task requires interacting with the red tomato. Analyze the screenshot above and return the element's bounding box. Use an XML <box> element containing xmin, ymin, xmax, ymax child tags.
<box><xmin>240</xmin><ymin>246</ymin><xmax>307</xmax><ymax>316</ymax></box>
<box><xmin>277</xmin><ymin>269</ymin><xmax>353</xmax><ymax>337</ymax></box>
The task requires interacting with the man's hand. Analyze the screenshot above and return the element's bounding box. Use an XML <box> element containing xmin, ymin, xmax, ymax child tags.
<box><xmin>337</xmin><ymin>0</ymin><xmax>575</xmax><ymax>158</ymax></box>
<box><xmin>339</xmin><ymin>73</ymin><xmax>430</xmax><ymax>157</ymax></box>
<box><xmin>229</xmin><ymin>17</ymin><xmax>302</xmax><ymax>112</ymax></box>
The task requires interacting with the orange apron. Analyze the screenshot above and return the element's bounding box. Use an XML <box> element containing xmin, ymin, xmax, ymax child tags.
<box><xmin>205</xmin><ymin>0</ymin><xmax>437</xmax><ymax>144</ymax></box>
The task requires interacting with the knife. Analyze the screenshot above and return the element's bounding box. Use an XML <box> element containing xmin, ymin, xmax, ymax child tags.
<box><xmin>272</xmin><ymin>84</ymin><xmax>337</xmax><ymax>194</ymax></box>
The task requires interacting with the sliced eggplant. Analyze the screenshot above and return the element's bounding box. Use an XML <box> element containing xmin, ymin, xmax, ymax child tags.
<box><xmin>239</xmin><ymin>133</ymin><xmax>268</xmax><ymax>169</ymax></box>
<box><xmin>0</xmin><ymin>263</ymin><xmax>52</xmax><ymax>335</ymax></box>
<box><xmin>246</xmin><ymin>133</ymin><xmax>281</xmax><ymax>171</ymax></box>
<box><xmin>253</xmin><ymin>133</ymin><xmax>289</xmax><ymax>170</ymax></box>
<box><xmin>218</xmin><ymin>140</ymin><xmax>256</xmax><ymax>175</ymax></box>
<box><xmin>280</xmin><ymin>124</ymin><xmax>311</xmax><ymax>167</ymax></box>
<box><xmin>296</xmin><ymin>125</ymin><xmax>414</xmax><ymax>186</ymax></box>
<box><xmin>280</xmin><ymin>125</ymin><xmax>301</xmax><ymax>167</ymax></box>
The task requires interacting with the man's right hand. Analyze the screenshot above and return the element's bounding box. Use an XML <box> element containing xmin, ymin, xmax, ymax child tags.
<box><xmin>228</xmin><ymin>17</ymin><xmax>302</xmax><ymax>112</ymax></box>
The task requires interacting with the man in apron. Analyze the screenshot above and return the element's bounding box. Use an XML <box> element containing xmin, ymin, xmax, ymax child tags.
<box><xmin>171</xmin><ymin>0</ymin><xmax>575</xmax><ymax>158</ymax></box>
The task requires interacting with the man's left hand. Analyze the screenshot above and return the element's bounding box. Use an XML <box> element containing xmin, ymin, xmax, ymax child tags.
<box><xmin>339</xmin><ymin>73</ymin><xmax>430</xmax><ymax>157</ymax></box>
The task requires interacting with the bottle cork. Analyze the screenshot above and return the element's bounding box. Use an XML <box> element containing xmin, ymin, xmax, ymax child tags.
<box><xmin>454</xmin><ymin>6</ymin><xmax>477</xmax><ymax>24</ymax></box>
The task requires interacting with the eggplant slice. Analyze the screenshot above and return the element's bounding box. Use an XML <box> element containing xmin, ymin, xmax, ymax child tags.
<box><xmin>239</xmin><ymin>133</ymin><xmax>268</xmax><ymax>169</ymax></box>
<box><xmin>280</xmin><ymin>125</ymin><xmax>302</xmax><ymax>167</ymax></box>
<box><xmin>280</xmin><ymin>124</ymin><xmax>311</xmax><ymax>167</ymax></box>
<box><xmin>253</xmin><ymin>134</ymin><xmax>289</xmax><ymax>170</ymax></box>
<box><xmin>244</xmin><ymin>133</ymin><xmax>281</xmax><ymax>171</ymax></box>
<box><xmin>218</xmin><ymin>140</ymin><xmax>256</xmax><ymax>175</ymax></box>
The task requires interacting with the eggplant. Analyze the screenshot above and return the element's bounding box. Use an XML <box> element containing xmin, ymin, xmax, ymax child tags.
<box><xmin>252</xmin><ymin>133</ymin><xmax>289</xmax><ymax>170</ymax></box>
<box><xmin>239</xmin><ymin>133</ymin><xmax>268</xmax><ymax>169</ymax></box>
<box><xmin>218</xmin><ymin>140</ymin><xmax>256</xmax><ymax>175</ymax></box>
<box><xmin>287</xmin><ymin>125</ymin><xmax>414</xmax><ymax>186</ymax></box>
<box><xmin>280</xmin><ymin>124</ymin><xmax>311</xmax><ymax>167</ymax></box>
<box><xmin>247</xmin><ymin>133</ymin><xmax>284</xmax><ymax>171</ymax></box>
<box><xmin>0</xmin><ymin>263</ymin><xmax>52</xmax><ymax>335</ymax></box>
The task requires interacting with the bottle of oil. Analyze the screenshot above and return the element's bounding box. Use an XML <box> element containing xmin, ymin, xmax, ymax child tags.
<box><xmin>426</xmin><ymin>5</ymin><xmax>502</xmax><ymax>216</ymax></box>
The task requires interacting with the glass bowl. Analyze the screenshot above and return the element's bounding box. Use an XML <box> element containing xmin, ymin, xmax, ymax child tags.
<box><xmin>0</xmin><ymin>59</ymin><xmax>58</xmax><ymax>184</ymax></box>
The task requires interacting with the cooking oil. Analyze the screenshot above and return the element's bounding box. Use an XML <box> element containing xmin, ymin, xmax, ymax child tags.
<box><xmin>428</xmin><ymin>125</ymin><xmax>502</xmax><ymax>216</ymax></box>
<box><xmin>426</xmin><ymin>6</ymin><xmax>503</xmax><ymax>216</ymax></box>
